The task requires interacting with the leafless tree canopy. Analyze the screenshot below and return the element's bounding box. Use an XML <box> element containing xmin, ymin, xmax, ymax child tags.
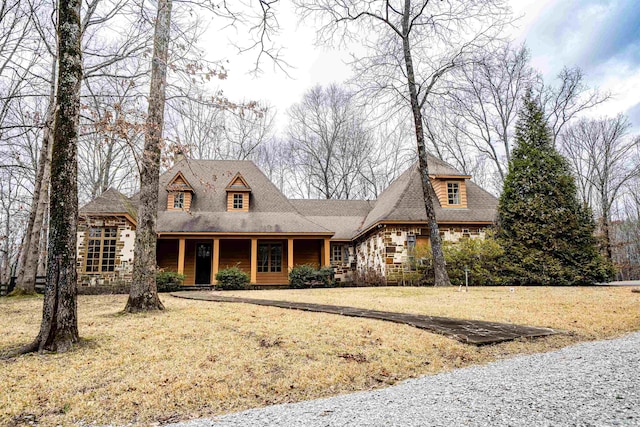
<box><xmin>560</xmin><ymin>115</ymin><xmax>640</xmax><ymax>259</ymax></box>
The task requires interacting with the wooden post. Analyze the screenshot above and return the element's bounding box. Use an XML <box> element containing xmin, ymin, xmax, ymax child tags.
<box><xmin>211</xmin><ymin>238</ymin><xmax>219</xmax><ymax>284</ymax></box>
<box><xmin>323</xmin><ymin>237</ymin><xmax>331</xmax><ymax>267</ymax></box>
<box><xmin>177</xmin><ymin>238</ymin><xmax>186</xmax><ymax>275</ymax></box>
<box><xmin>288</xmin><ymin>238</ymin><xmax>294</xmax><ymax>271</ymax></box>
<box><xmin>250</xmin><ymin>238</ymin><xmax>257</xmax><ymax>284</ymax></box>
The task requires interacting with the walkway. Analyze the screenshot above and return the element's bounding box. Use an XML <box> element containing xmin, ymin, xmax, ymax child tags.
<box><xmin>170</xmin><ymin>291</ymin><xmax>557</xmax><ymax>345</ymax></box>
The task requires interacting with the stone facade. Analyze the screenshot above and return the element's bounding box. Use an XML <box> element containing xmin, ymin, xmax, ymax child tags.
<box><xmin>354</xmin><ymin>225</ymin><xmax>489</xmax><ymax>284</ymax></box>
<box><xmin>76</xmin><ymin>216</ymin><xmax>136</xmax><ymax>287</ymax></box>
<box><xmin>331</xmin><ymin>244</ymin><xmax>357</xmax><ymax>283</ymax></box>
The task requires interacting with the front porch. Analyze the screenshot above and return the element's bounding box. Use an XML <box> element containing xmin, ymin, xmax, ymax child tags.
<box><xmin>157</xmin><ymin>236</ymin><xmax>332</xmax><ymax>286</ymax></box>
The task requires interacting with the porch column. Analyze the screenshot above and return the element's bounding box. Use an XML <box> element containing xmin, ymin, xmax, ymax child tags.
<box><xmin>323</xmin><ymin>237</ymin><xmax>331</xmax><ymax>267</ymax></box>
<box><xmin>211</xmin><ymin>238</ymin><xmax>219</xmax><ymax>284</ymax></box>
<box><xmin>177</xmin><ymin>237</ymin><xmax>186</xmax><ymax>275</ymax></box>
<box><xmin>287</xmin><ymin>238</ymin><xmax>294</xmax><ymax>271</ymax></box>
<box><xmin>250</xmin><ymin>238</ymin><xmax>257</xmax><ymax>284</ymax></box>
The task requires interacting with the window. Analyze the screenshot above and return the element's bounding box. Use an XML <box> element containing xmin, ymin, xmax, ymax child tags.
<box><xmin>447</xmin><ymin>182</ymin><xmax>460</xmax><ymax>205</ymax></box>
<box><xmin>258</xmin><ymin>243</ymin><xmax>282</xmax><ymax>272</ymax></box>
<box><xmin>173</xmin><ymin>192</ymin><xmax>184</xmax><ymax>209</ymax></box>
<box><xmin>407</xmin><ymin>234</ymin><xmax>417</xmax><ymax>254</ymax></box>
<box><xmin>233</xmin><ymin>193</ymin><xmax>243</xmax><ymax>209</ymax></box>
<box><xmin>85</xmin><ymin>227</ymin><xmax>117</xmax><ymax>273</ymax></box>
<box><xmin>332</xmin><ymin>244</ymin><xmax>343</xmax><ymax>263</ymax></box>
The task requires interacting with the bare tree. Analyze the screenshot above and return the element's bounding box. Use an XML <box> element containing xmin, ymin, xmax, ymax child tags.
<box><xmin>125</xmin><ymin>0</ymin><xmax>171</xmax><ymax>313</ymax></box>
<box><xmin>297</xmin><ymin>0</ymin><xmax>510</xmax><ymax>286</ymax></box>
<box><xmin>287</xmin><ymin>84</ymin><xmax>372</xmax><ymax>199</ymax></box>
<box><xmin>536</xmin><ymin>67</ymin><xmax>611</xmax><ymax>144</ymax></box>
<box><xmin>560</xmin><ymin>115</ymin><xmax>640</xmax><ymax>259</ymax></box>
<box><xmin>4</xmin><ymin>0</ymin><xmax>83</xmax><ymax>356</ymax></box>
<box><xmin>444</xmin><ymin>43</ymin><xmax>534</xmax><ymax>185</ymax></box>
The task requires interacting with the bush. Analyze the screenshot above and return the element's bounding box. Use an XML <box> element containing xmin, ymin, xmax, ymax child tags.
<box><xmin>156</xmin><ymin>270</ymin><xmax>185</xmax><ymax>292</ymax></box>
<box><xmin>215</xmin><ymin>266</ymin><xmax>250</xmax><ymax>290</ymax></box>
<box><xmin>443</xmin><ymin>236</ymin><xmax>505</xmax><ymax>286</ymax></box>
<box><xmin>289</xmin><ymin>264</ymin><xmax>334</xmax><ymax>289</ymax></box>
<box><xmin>352</xmin><ymin>268</ymin><xmax>387</xmax><ymax>286</ymax></box>
<box><xmin>414</xmin><ymin>235</ymin><xmax>505</xmax><ymax>286</ymax></box>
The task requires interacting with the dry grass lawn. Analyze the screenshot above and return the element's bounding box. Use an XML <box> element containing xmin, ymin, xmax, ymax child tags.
<box><xmin>1</xmin><ymin>287</ymin><xmax>638</xmax><ymax>426</ymax></box>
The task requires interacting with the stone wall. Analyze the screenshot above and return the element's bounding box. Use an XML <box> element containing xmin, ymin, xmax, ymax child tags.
<box><xmin>77</xmin><ymin>215</ymin><xmax>136</xmax><ymax>287</ymax></box>
<box><xmin>331</xmin><ymin>244</ymin><xmax>356</xmax><ymax>283</ymax></box>
<box><xmin>355</xmin><ymin>224</ymin><xmax>489</xmax><ymax>284</ymax></box>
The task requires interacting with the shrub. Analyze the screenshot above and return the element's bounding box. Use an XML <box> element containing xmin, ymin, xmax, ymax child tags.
<box><xmin>215</xmin><ymin>266</ymin><xmax>250</xmax><ymax>290</ymax></box>
<box><xmin>414</xmin><ymin>235</ymin><xmax>505</xmax><ymax>286</ymax></box>
<box><xmin>156</xmin><ymin>270</ymin><xmax>185</xmax><ymax>292</ymax></box>
<box><xmin>443</xmin><ymin>236</ymin><xmax>505</xmax><ymax>286</ymax></box>
<box><xmin>289</xmin><ymin>264</ymin><xmax>334</xmax><ymax>289</ymax></box>
<box><xmin>352</xmin><ymin>268</ymin><xmax>387</xmax><ymax>287</ymax></box>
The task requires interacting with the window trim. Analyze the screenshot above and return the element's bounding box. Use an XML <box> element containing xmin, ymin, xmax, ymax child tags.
<box><xmin>257</xmin><ymin>242</ymin><xmax>282</xmax><ymax>273</ymax></box>
<box><xmin>331</xmin><ymin>244</ymin><xmax>343</xmax><ymax>263</ymax></box>
<box><xmin>233</xmin><ymin>193</ymin><xmax>244</xmax><ymax>210</ymax></box>
<box><xmin>447</xmin><ymin>181</ymin><xmax>461</xmax><ymax>205</ymax></box>
<box><xmin>173</xmin><ymin>192</ymin><xmax>185</xmax><ymax>209</ymax></box>
<box><xmin>85</xmin><ymin>227</ymin><xmax>117</xmax><ymax>273</ymax></box>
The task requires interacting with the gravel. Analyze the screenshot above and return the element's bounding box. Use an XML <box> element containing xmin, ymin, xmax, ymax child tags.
<box><xmin>168</xmin><ymin>332</ymin><xmax>640</xmax><ymax>427</ymax></box>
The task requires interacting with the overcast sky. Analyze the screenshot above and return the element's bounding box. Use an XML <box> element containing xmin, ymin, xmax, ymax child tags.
<box><xmin>206</xmin><ymin>0</ymin><xmax>640</xmax><ymax>131</ymax></box>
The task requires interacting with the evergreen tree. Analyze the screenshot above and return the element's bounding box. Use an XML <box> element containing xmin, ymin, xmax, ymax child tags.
<box><xmin>497</xmin><ymin>91</ymin><xmax>613</xmax><ymax>285</ymax></box>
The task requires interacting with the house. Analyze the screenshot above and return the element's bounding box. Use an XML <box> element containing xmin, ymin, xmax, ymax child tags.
<box><xmin>77</xmin><ymin>157</ymin><xmax>498</xmax><ymax>287</ymax></box>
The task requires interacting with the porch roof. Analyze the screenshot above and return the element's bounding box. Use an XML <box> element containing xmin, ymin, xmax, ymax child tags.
<box><xmin>157</xmin><ymin>211</ymin><xmax>333</xmax><ymax>235</ymax></box>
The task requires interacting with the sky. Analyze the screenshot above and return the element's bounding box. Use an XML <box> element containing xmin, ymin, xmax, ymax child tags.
<box><xmin>206</xmin><ymin>0</ymin><xmax>640</xmax><ymax>131</ymax></box>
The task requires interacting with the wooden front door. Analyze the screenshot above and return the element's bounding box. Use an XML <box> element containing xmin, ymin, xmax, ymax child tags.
<box><xmin>195</xmin><ymin>243</ymin><xmax>212</xmax><ymax>284</ymax></box>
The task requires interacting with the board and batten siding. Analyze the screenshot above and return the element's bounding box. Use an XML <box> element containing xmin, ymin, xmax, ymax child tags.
<box><xmin>293</xmin><ymin>239</ymin><xmax>322</xmax><ymax>267</ymax></box>
<box><xmin>219</xmin><ymin>239</ymin><xmax>251</xmax><ymax>273</ymax></box>
<box><xmin>157</xmin><ymin>239</ymin><xmax>178</xmax><ymax>271</ymax></box>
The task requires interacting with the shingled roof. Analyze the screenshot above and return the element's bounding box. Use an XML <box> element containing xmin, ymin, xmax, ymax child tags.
<box><xmin>156</xmin><ymin>159</ymin><xmax>332</xmax><ymax>234</ymax></box>
<box><xmin>291</xmin><ymin>199</ymin><xmax>374</xmax><ymax>240</ymax></box>
<box><xmin>80</xmin><ymin>157</ymin><xmax>497</xmax><ymax>239</ymax></box>
<box><xmin>80</xmin><ymin>188</ymin><xmax>136</xmax><ymax>218</ymax></box>
<box><xmin>357</xmin><ymin>162</ymin><xmax>497</xmax><ymax>237</ymax></box>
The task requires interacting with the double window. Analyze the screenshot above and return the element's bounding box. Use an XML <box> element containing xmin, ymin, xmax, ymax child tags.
<box><xmin>233</xmin><ymin>193</ymin><xmax>243</xmax><ymax>209</ymax></box>
<box><xmin>447</xmin><ymin>182</ymin><xmax>460</xmax><ymax>205</ymax></box>
<box><xmin>258</xmin><ymin>243</ymin><xmax>282</xmax><ymax>272</ymax></box>
<box><xmin>85</xmin><ymin>227</ymin><xmax>117</xmax><ymax>273</ymax></box>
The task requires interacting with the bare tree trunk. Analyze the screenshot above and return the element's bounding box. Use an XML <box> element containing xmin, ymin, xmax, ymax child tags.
<box><xmin>402</xmin><ymin>0</ymin><xmax>450</xmax><ymax>287</ymax></box>
<box><xmin>125</xmin><ymin>0</ymin><xmax>171</xmax><ymax>312</ymax></box>
<box><xmin>37</xmin><ymin>201</ymin><xmax>50</xmax><ymax>277</ymax></box>
<box><xmin>14</xmin><ymin>111</ymin><xmax>54</xmax><ymax>294</ymax></box>
<box><xmin>4</xmin><ymin>0</ymin><xmax>83</xmax><ymax>356</ymax></box>
<box><xmin>601</xmin><ymin>197</ymin><xmax>612</xmax><ymax>260</ymax></box>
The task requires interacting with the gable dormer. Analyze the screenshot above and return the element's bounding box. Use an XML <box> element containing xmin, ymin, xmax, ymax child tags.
<box><xmin>166</xmin><ymin>171</ymin><xmax>194</xmax><ymax>211</ymax></box>
<box><xmin>225</xmin><ymin>172</ymin><xmax>251</xmax><ymax>212</ymax></box>
<box><xmin>430</xmin><ymin>174</ymin><xmax>470</xmax><ymax>208</ymax></box>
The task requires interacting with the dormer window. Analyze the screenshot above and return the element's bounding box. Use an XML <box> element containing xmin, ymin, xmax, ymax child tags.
<box><xmin>447</xmin><ymin>182</ymin><xmax>460</xmax><ymax>205</ymax></box>
<box><xmin>173</xmin><ymin>192</ymin><xmax>185</xmax><ymax>209</ymax></box>
<box><xmin>233</xmin><ymin>193</ymin><xmax>243</xmax><ymax>209</ymax></box>
<box><xmin>166</xmin><ymin>171</ymin><xmax>194</xmax><ymax>211</ymax></box>
<box><xmin>226</xmin><ymin>172</ymin><xmax>251</xmax><ymax>212</ymax></box>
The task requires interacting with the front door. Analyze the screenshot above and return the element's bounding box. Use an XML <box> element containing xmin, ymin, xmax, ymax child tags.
<box><xmin>195</xmin><ymin>243</ymin><xmax>212</xmax><ymax>284</ymax></box>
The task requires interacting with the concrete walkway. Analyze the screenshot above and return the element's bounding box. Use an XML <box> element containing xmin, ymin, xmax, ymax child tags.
<box><xmin>171</xmin><ymin>291</ymin><xmax>557</xmax><ymax>345</ymax></box>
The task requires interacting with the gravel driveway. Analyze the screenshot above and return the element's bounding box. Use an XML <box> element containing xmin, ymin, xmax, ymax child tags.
<box><xmin>168</xmin><ymin>332</ymin><xmax>639</xmax><ymax>427</ymax></box>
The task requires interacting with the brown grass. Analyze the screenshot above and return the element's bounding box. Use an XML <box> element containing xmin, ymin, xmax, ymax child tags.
<box><xmin>1</xmin><ymin>287</ymin><xmax>638</xmax><ymax>426</ymax></box>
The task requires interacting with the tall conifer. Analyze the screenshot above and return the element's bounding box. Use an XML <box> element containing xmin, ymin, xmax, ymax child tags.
<box><xmin>498</xmin><ymin>91</ymin><xmax>613</xmax><ymax>285</ymax></box>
